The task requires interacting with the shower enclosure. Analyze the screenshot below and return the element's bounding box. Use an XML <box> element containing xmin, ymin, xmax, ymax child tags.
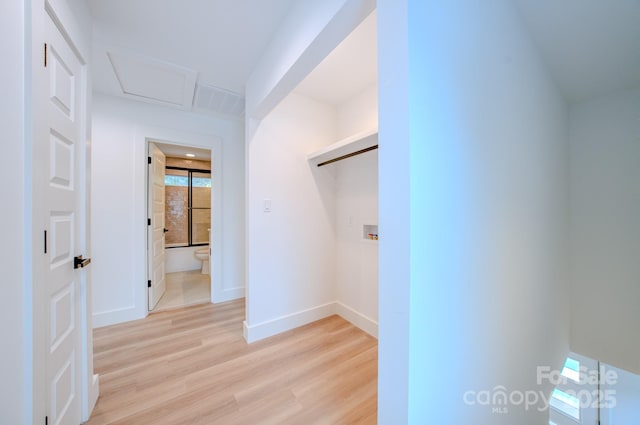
<box><xmin>164</xmin><ymin>167</ymin><xmax>211</xmax><ymax>247</ymax></box>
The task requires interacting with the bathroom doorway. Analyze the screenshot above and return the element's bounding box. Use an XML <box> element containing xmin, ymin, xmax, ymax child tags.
<box><xmin>147</xmin><ymin>140</ymin><xmax>213</xmax><ymax>312</ymax></box>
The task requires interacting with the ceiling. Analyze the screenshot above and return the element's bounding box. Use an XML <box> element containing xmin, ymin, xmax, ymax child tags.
<box><xmin>294</xmin><ymin>11</ymin><xmax>377</xmax><ymax>106</ymax></box>
<box><xmin>154</xmin><ymin>142</ymin><xmax>211</xmax><ymax>161</ymax></box>
<box><xmin>514</xmin><ymin>0</ymin><xmax>640</xmax><ymax>103</ymax></box>
<box><xmin>88</xmin><ymin>0</ymin><xmax>296</xmax><ymax>115</ymax></box>
<box><xmin>291</xmin><ymin>2</ymin><xmax>640</xmax><ymax>107</ymax></box>
<box><xmin>88</xmin><ymin>1</ymin><xmax>640</xmax><ymax>114</ymax></box>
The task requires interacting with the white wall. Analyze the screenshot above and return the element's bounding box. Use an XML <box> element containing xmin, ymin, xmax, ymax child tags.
<box><xmin>244</xmin><ymin>92</ymin><xmax>338</xmax><ymax>341</ymax></box>
<box><xmin>245</xmin><ymin>85</ymin><xmax>379</xmax><ymax>340</ymax></box>
<box><xmin>333</xmin><ymin>82</ymin><xmax>379</xmax><ymax>336</ymax></box>
<box><xmin>377</xmin><ymin>3</ymin><xmax>411</xmax><ymax>420</ymax></box>
<box><xmin>244</xmin><ymin>0</ymin><xmax>375</xmax><ymax>342</ymax></box>
<box><xmin>379</xmin><ymin>1</ymin><xmax>570</xmax><ymax>423</ymax></box>
<box><xmin>336</xmin><ymin>83</ymin><xmax>378</xmax><ymax>139</ymax></box>
<box><xmin>334</xmin><ymin>150</ymin><xmax>378</xmax><ymax>335</ymax></box>
<box><xmin>602</xmin><ymin>364</ymin><xmax>640</xmax><ymax>424</ymax></box>
<box><xmin>91</xmin><ymin>94</ymin><xmax>245</xmax><ymax>327</ymax></box>
<box><xmin>0</xmin><ymin>2</ymin><xmax>27</xmax><ymax>423</ymax></box>
<box><xmin>570</xmin><ymin>87</ymin><xmax>640</xmax><ymax>374</ymax></box>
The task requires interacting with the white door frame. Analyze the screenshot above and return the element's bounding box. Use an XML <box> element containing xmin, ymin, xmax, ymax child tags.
<box><xmin>139</xmin><ymin>132</ymin><xmax>223</xmax><ymax>316</ymax></box>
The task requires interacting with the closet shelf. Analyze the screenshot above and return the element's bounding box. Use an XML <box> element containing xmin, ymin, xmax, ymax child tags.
<box><xmin>307</xmin><ymin>128</ymin><xmax>378</xmax><ymax>167</ymax></box>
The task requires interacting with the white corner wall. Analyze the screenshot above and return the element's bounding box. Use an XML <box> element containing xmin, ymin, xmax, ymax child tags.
<box><xmin>336</xmin><ymin>83</ymin><xmax>378</xmax><ymax>139</ymax></box>
<box><xmin>244</xmin><ymin>0</ymin><xmax>375</xmax><ymax>343</ymax></box>
<box><xmin>569</xmin><ymin>87</ymin><xmax>640</xmax><ymax>374</ymax></box>
<box><xmin>333</xmin><ymin>82</ymin><xmax>379</xmax><ymax>337</ymax></box>
<box><xmin>91</xmin><ymin>94</ymin><xmax>245</xmax><ymax>327</ymax></box>
<box><xmin>244</xmin><ymin>92</ymin><xmax>337</xmax><ymax>342</ymax></box>
<box><xmin>601</xmin><ymin>364</ymin><xmax>640</xmax><ymax>424</ymax></box>
<box><xmin>379</xmin><ymin>1</ymin><xmax>570</xmax><ymax>423</ymax></box>
<box><xmin>245</xmin><ymin>86</ymin><xmax>380</xmax><ymax>340</ymax></box>
<box><xmin>1</xmin><ymin>2</ymin><xmax>27</xmax><ymax>423</ymax></box>
<box><xmin>334</xmin><ymin>150</ymin><xmax>378</xmax><ymax>336</ymax></box>
<box><xmin>376</xmin><ymin>3</ymin><xmax>411</xmax><ymax>421</ymax></box>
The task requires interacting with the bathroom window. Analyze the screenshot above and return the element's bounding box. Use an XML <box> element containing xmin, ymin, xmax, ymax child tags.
<box><xmin>165</xmin><ymin>167</ymin><xmax>211</xmax><ymax>248</ymax></box>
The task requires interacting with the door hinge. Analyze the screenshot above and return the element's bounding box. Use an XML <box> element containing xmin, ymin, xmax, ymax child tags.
<box><xmin>44</xmin><ymin>230</ymin><xmax>47</xmax><ymax>254</ymax></box>
<box><xmin>148</xmin><ymin>156</ymin><xmax>152</xmax><ymax>165</ymax></box>
<box><xmin>45</xmin><ymin>416</ymin><xmax>48</xmax><ymax>425</ymax></box>
<box><xmin>148</xmin><ymin>218</ymin><xmax>151</xmax><ymax>226</ymax></box>
<box><xmin>44</xmin><ymin>43</ymin><xmax>47</xmax><ymax>67</ymax></box>
<box><xmin>148</xmin><ymin>280</ymin><xmax>152</xmax><ymax>288</ymax></box>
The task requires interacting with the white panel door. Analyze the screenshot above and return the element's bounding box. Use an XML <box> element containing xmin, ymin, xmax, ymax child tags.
<box><xmin>36</xmin><ymin>12</ymin><xmax>86</xmax><ymax>425</ymax></box>
<box><xmin>148</xmin><ymin>143</ymin><xmax>167</xmax><ymax>310</ymax></box>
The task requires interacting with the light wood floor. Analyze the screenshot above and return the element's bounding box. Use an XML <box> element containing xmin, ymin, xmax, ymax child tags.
<box><xmin>86</xmin><ymin>299</ymin><xmax>378</xmax><ymax>424</ymax></box>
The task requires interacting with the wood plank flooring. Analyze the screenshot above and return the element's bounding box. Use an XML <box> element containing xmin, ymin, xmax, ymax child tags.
<box><xmin>86</xmin><ymin>299</ymin><xmax>378</xmax><ymax>424</ymax></box>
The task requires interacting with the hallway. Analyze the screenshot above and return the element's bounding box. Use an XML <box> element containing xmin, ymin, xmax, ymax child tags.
<box><xmin>87</xmin><ymin>299</ymin><xmax>378</xmax><ymax>424</ymax></box>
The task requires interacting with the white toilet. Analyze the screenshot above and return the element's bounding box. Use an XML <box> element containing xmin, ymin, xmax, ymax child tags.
<box><xmin>194</xmin><ymin>247</ymin><xmax>209</xmax><ymax>274</ymax></box>
<box><xmin>194</xmin><ymin>229</ymin><xmax>211</xmax><ymax>274</ymax></box>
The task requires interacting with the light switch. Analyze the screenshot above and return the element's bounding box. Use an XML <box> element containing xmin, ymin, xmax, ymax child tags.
<box><xmin>264</xmin><ymin>199</ymin><xmax>271</xmax><ymax>213</ymax></box>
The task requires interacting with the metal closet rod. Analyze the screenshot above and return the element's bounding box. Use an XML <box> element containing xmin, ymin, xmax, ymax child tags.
<box><xmin>317</xmin><ymin>145</ymin><xmax>378</xmax><ymax>167</ymax></box>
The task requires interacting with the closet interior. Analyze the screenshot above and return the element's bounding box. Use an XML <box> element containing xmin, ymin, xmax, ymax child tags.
<box><xmin>300</xmin><ymin>11</ymin><xmax>379</xmax><ymax>335</ymax></box>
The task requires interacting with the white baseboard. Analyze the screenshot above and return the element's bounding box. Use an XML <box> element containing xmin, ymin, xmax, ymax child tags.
<box><xmin>213</xmin><ymin>287</ymin><xmax>245</xmax><ymax>303</ymax></box>
<box><xmin>243</xmin><ymin>320</ymin><xmax>249</xmax><ymax>342</ymax></box>
<box><xmin>243</xmin><ymin>301</ymin><xmax>378</xmax><ymax>343</ymax></box>
<box><xmin>84</xmin><ymin>374</ymin><xmax>99</xmax><ymax>422</ymax></box>
<box><xmin>334</xmin><ymin>302</ymin><xmax>378</xmax><ymax>338</ymax></box>
<box><xmin>92</xmin><ymin>305</ymin><xmax>144</xmax><ymax>328</ymax></box>
<box><xmin>92</xmin><ymin>287</ymin><xmax>244</xmax><ymax>328</ymax></box>
<box><xmin>243</xmin><ymin>302</ymin><xmax>336</xmax><ymax>343</ymax></box>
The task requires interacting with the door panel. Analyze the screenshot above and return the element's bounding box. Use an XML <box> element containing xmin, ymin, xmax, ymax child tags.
<box><xmin>51</xmin><ymin>352</ymin><xmax>75</xmax><ymax>423</ymax></box>
<box><xmin>49</xmin><ymin>44</ymin><xmax>75</xmax><ymax>118</ymax></box>
<box><xmin>50</xmin><ymin>131</ymin><xmax>74</xmax><ymax>189</ymax></box>
<box><xmin>49</xmin><ymin>212</ymin><xmax>74</xmax><ymax>267</ymax></box>
<box><xmin>50</xmin><ymin>282</ymin><xmax>74</xmax><ymax>351</ymax></box>
<box><xmin>148</xmin><ymin>143</ymin><xmax>167</xmax><ymax>310</ymax></box>
<box><xmin>41</xmin><ymin>13</ymin><xmax>84</xmax><ymax>425</ymax></box>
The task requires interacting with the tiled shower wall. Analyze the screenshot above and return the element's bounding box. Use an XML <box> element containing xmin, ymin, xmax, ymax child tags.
<box><xmin>166</xmin><ymin>186</ymin><xmax>189</xmax><ymax>245</ymax></box>
<box><xmin>165</xmin><ymin>158</ymin><xmax>211</xmax><ymax>245</ymax></box>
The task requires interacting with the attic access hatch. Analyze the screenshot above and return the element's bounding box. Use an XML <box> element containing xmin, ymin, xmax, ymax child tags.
<box><xmin>107</xmin><ymin>50</ymin><xmax>197</xmax><ymax>110</ymax></box>
<box><xmin>307</xmin><ymin>128</ymin><xmax>378</xmax><ymax>167</ymax></box>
